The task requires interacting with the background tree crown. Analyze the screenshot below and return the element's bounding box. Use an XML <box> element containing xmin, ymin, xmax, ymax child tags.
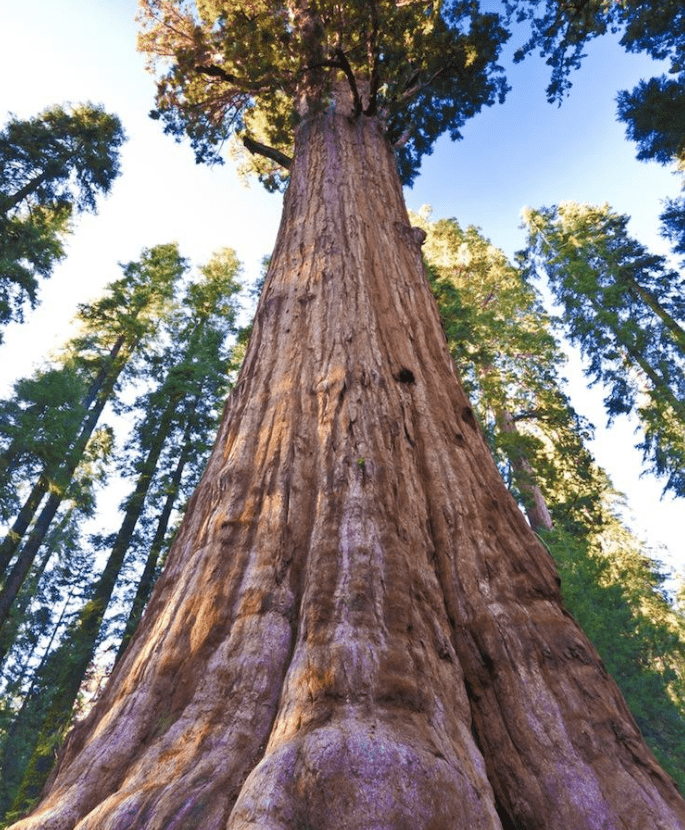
<box><xmin>0</xmin><ymin>104</ymin><xmax>125</xmax><ymax>218</ymax></box>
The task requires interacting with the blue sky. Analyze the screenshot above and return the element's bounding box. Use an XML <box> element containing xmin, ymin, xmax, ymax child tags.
<box><xmin>1</xmin><ymin>1</ymin><xmax>682</xmax><ymax>576</ymax></box>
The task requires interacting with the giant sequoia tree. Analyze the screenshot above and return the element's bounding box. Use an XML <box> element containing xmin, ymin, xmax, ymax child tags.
<box><xmin>10</xmin><ymin>2</ymin><xmax>685</xmax><ymax>828</ymax></box>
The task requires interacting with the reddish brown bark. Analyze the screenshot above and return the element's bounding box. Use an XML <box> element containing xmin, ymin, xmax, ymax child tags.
<box><xmin>10</xmin><ymin>112</ymin><xmax>685</xmax><ymax>830</ymax></box>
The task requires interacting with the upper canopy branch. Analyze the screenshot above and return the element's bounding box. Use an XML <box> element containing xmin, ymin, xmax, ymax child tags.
<box><xmin>305</xmin><ymin>48</ymin><xmax>363</xmax><ymax>117</ymax></box>
<box><xmin>195</xmin><ymin>64</ymin><xmax>293</xmax><ymax>95</ymax></box>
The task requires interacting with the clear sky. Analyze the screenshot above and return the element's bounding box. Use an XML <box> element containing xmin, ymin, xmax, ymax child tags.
<box><xmin>1</xmin><ymin>1</ymin><xmax>682</xmax><ymax>578</ymax></box>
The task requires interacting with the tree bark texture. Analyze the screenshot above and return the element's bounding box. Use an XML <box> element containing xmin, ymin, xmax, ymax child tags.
<box><xmin>11</xmin><ymin>112</ymin><xmax>685</xmax><ymax>830</ymax></box>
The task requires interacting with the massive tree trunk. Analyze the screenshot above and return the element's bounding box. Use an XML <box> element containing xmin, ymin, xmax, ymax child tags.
<box><xmin>10</xmin><ymin>111</ymin><xmax>685</xmax><ymax>830</ymax></box>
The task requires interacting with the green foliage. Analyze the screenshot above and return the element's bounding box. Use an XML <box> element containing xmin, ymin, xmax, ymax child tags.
<box><xmin>71</xmin><ymin>242</ymin><xmax>184</xmax><ymax>363</ymax></box>
<box><xmin>660</xmin><ymin>196</ymin><xmax>685</xmax><ymax>266</ymax></box>
<box><xmin>504</xmin><ymin>0</ymin><xmax>684</xmax><ymax>104</ymax></box>
<box><xmin>0</xmin><ymin>104</ymin><xmax>125</xmax><ymax>336</ymax></box>
<box><xmin>0</xmin><ymin>205</ymin><xmax>70</xmax><ymax>333</ymax></box>
<box><xmin>414</xmin><ymin>209</ymin><xmax>601</xmax><ymax>527</ymax></box>
<box><xmin>137</xmin><ymin>0</ymin><xmax>510</xmax><ymax>186</ymax></box>
<box><xmin>617</xmin><ymin>76</ymin><xmax>685</xmax><ymax>167</ymax></box>
<box><xmin>543</xmin><ymin>514</ymin><xmax>685</xmax><ymax>791</ymax></box>
<box><xmin>520</xmin><ymin>201</ymin><xmax>685</xmax><ymax>496</ymax></box>
<box><xmin>0</xmin><ymin>365</ymin><xmax>88</xmax><ymax>521</ymax></box>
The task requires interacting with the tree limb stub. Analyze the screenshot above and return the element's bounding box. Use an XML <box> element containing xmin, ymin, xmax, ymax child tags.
<box><xmin>195</xmin><ymin>64</ymin><xmax>237</xmax><ymax>83</ymax></box>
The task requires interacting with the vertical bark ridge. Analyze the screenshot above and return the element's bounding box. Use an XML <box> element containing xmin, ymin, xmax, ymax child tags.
<box><xmin>10</xmin><ymin>112</ymin><xmax>685</xmax><ymax>830</ymax></box>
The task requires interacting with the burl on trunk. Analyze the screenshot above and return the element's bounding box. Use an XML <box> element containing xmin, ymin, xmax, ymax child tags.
<box><xmin>12</xmin><ymin>113</ymin><xmax>685</xmax><ymax>830</ymax></box>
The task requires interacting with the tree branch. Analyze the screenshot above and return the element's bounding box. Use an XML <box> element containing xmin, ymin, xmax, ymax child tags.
<box><xmin>195</xmin><ymin>64</ymin><xmax>238</xmax><ymax>83</ymax></box>
<box><xmin>399</xmin><ymin>65</ymin><xmax>449</xmax><ymax>104</ymax></box>
<box><xmin>333</xmin><ymin>49</ymin><xmax>363</xmax><ymax>117</ymax></box>
<box><xmin>242</xmin><ymin>136</ymin><xmax>292</xmax><ymax>169</ymax></box>
<box><xmin>304</xmin><ymin>49</ymin><xmax>363</xmax><ymax>117</ymax></box>
<box><xmin>195</xmin><ymin>64</ymin><xmax>293</xmax><ymax>96</ymax></box>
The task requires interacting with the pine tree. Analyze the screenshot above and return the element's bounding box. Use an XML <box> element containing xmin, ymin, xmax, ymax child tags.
<box><xmin>520</xmin><ymin>201</ymin><xmax>685</xmax><ymax>496</ymax></box>
<box><xmin>10</xmin><ymin>4</ymin><xmax>685</xmax><ymax>828</ymax></box>
<box><xmin>0</xmin><ymin>104</ymin><xmax>125</xmax><ymax>337</ymax></box>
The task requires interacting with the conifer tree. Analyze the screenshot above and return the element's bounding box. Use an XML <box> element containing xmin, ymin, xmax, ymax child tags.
<box><xmin>0</xmin><ymin>104</ymin><xmax>125</xmax><ymax>337</ymax></box>
<box><xmin>521</xmin><ymin>201</ymin><xmax>685</xmax><ymax>496</ymax></box>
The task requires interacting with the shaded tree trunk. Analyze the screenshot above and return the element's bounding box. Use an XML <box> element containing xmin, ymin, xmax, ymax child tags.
<box><xmin>0</xmin><ymin>393</ymin><xmax>110</xmax><ymax>636</ymax></box>
<box><xmin>625</xmin><ymin>275</ymin><xmax>685</xmax><ymax>354</ymax></box>
<box><xmin>0</xmin><ymin>334</ymin><xmax>125</xmax><ymax>578</ymax></box>
<box><xmin>0</xmin><ymin>574</ymin><xmax>81</xmax><ymax>817</ymax></box>
<box><xmin>115</xmin><ymin>414</ymin><xmax>195</xmax><ymax>661</ymax></box>
<box><xmin>0</xmin><ymin>479</ymin><xmax>49</xmax><ymax>578</ymax></box>
<box><xmin>0</xmin><ymin>509</ymin><xmax>75</xmax><ymax>667</ymax></box>
<box><xmin>0</xmin><ymin>170</ymin><xmax>52</xmax><ymax>216</ymax></box>
<box><xmin>496</xmin><ymin>409</ymin><xmax>554</xmax><ymax>533</ymax></box>
<box><xmin>11</xmin><ymin>112</ymin><xmax>685</xmax><ymax>829</ymax></box>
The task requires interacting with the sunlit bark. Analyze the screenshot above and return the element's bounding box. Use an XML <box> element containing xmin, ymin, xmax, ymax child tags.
<box><xmin>10</xmin><ymin>111</ymin><xmax>685</xmax><ymax>830</ymax></box>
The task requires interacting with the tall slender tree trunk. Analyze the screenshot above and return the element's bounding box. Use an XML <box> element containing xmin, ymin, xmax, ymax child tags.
<box><xmin>0</xmin><ymin>576</ymin><xmax>81</xmax><ymax>817</ymax></box>
<box><xmin>496</xmin><ymin>409</ymin><xmax>554</xmax><ymax>533</ymax></box>
<box><xmin>0</xmin><ymin>335</ymin><xmax>125</xmax><ymax>578</ymax></box>
<box><xmin>625</xmin><ymin>276</ymin><xmax>685</xmax><ymax>354</ymax></box>
<box><xmin>0</xmin><ymin>170</ymin><xmax>51</xmax><ymax>216</ymax></box>
<box><xmin>11</xmin><ymin>112</ymin><xmax>685</xmax><ymax>830</ymax></box>
<box><xmin>0</xmin><ymin>399</ymin><xmax>107</xmax><ymax>636</ymax></box>
<box><xmin>0</xmin><ymin>479</ymin><xmax>50</xmax><ymax>578</ymax></box>
<box><xmin>586</xmin><ymin>293</ymin><xmax>685</xmax><ymax>419</ymax></box>
<box><xmin>0</xmin><ymin>509</ymin><xmax>75</xmax><ymax>667</ymax></box>
<box><xmin>116</xmin><ymin>413</ymin><xmax>196</xmax><ymax>661</ymax></box>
